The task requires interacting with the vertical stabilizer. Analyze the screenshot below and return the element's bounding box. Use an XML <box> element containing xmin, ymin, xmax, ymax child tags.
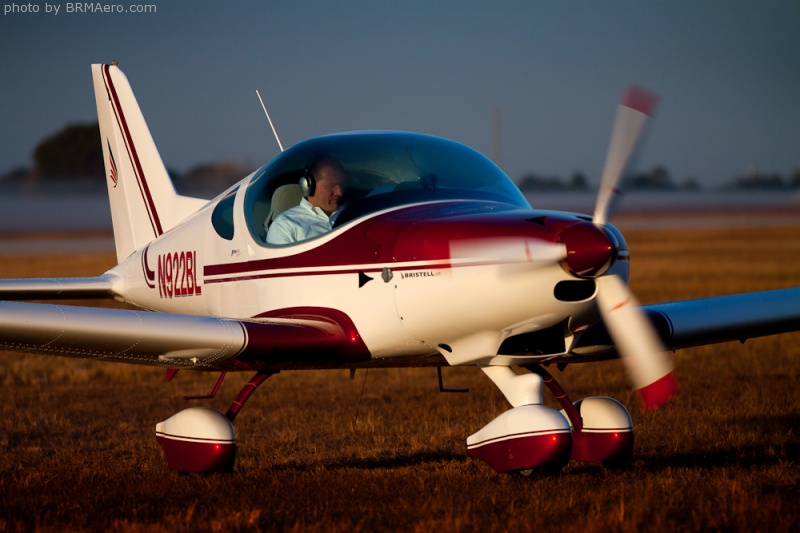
<box><xmin>92</xmin><ymin>64</ymin><xmax>206</xmax><ymax>262</ymax></box>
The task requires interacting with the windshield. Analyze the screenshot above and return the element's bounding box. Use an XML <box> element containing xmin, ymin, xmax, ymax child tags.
<box><xmin>244</xmin><ymin>131</ymin><xmax>530</xmax><ymax>245</ymax></box>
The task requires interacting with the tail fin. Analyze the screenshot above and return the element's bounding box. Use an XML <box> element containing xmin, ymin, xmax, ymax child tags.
<box><xmin>92</xmin><ymin>64</ymin><xmax>206</xmax><ymax>262</ymax></box>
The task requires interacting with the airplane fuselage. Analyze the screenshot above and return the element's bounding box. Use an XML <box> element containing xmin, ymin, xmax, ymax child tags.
<box><xmin>9</xmin><ymin>64</ymin><xmax>797</xmax><ymax>475</ymax></box>
<box><xmin>113</xmin><ymin>190</ymin><xmax>629</xmax><ymax>367</ymax></box>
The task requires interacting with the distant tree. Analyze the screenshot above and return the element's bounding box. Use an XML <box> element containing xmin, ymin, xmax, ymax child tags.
<box><xmin>624</xmin><ymin>165</ymin><xmax>675</xmax><ymax>190</ymax></box>
<box><xmin>174</xmin><ymin>161</ymin><xmax>256</xmax><ymax>196</ymax></box>
<box><xmin>734</xmin><ymin>172</ymin><xmax>785</xmax><ymax>190</ymax></box>
<box><xmin>517</xmin><ymin>173</ymin><xmax>565</xmax><ymax>191</ymax></box>
<box><xmin>518</xmin><ymin>170</ymin><xmax>591</xmax><ymax>191</ymax></box>
<box><xmin>568</xmin><ymin>171</ymin><xmax>589</xmax><ymax>190</ymax></box>
<box><xmin>0</xmin><ymin>166</ymin><xmax>29</xmax><ymax>183</ymax></box>
<box><xmin>32</xmin><ymin>122</ymin><xmax>103</xmax><ymax>180</ymax></box>
<box><xmin>790</xmin><ymin>167</ymin><xmax>800</xmax><ymax>190</ymax></box>
<box><xmin>681</xmin><ymin>177</ymin><xmax>701</xmax><ymax>190</ymax></box>
<box><xmin>650</xmin><ymin>165</ymin><xmax>673</xmax><ymax>188</ymax></box>
<box><xmin>183</xmin><ymin>161</ymin><xmax>254</xmax><ymax>183</ymax></box>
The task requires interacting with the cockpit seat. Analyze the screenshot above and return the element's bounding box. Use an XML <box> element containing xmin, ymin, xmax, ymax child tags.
<box><xmin>264</xmin><ymin>183</ymin><xmax>304</xmax><ymax>234</ymax></box>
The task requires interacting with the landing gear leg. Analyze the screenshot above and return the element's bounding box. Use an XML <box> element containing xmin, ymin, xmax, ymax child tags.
<box><xmin>467</xmin><ymin>366</ymin><xmax>572</xmax><ymax>473</ymax></box>
<box><xmin>525</xmin><ymin>364</ymin><xmax>634</xmax><ymax>465</ymax></box>
<box><xmin>226</xmin><ymin>371</ymin><xmax>276</xmax><ymax>422</ymax></box>
<box><xmin>156</xmin><ymin>370</ymin><xmax>277</xmax><ymax>473</ymax></box>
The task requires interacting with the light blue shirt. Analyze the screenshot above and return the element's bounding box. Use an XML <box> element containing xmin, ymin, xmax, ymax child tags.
<box><xmin>266</xmin><ymin>197</ymin><xmax>341</xmax><ymax>245</ymax></box>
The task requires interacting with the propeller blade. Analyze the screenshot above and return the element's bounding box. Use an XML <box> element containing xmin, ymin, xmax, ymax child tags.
<box><xmin>596</xmin><ymin>274</ymin><xmax>676</xmax><ymax>410</ymax></box>
<box><xmin>593</xmin><ymin>86</ymin><xmax>660</xmax><ymax>226</ymax></box>
<box><xmin>450</xmin><ymin>238</ymin><xmax>567</xmax><ymax>265</ymax></box>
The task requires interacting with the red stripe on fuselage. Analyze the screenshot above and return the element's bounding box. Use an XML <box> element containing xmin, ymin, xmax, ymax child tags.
<box><xmin>204</xmin><ymin>263</ymin><xmax>454</xmax><ymax>285</ymax></box>
<box><xmin>102</xmin><ymin>64</ymin><xmax>163</xmax><ymax>237</ymax></box>
<box><xmin>203</xmin><ymin>203</ymin><xmax>583</xmax><ymax>285</ymax></box>
<box><xmin>204</xmin><ymin>216</ymin><xmax>383</xmax><ymax>279</ymax></box>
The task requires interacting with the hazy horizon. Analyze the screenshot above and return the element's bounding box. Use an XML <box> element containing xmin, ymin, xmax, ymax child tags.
<box><xmin>1</xmin><ymin>1</ymin><xmax>798</xmax><ymax>188</ymax></box>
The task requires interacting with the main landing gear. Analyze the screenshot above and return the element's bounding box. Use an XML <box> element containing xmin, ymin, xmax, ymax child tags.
<box><xmin>153</xmin><ymin>366</ymin><xmax>631</xmax><ymax>475</ymax></box>
<box><xmin>467</xmin><ymin>365</ymin><xmax>633</xmax><ymax>474</ymax></box>
<box><xmin>155</xmin><ymin>371</ymin><xmax>275</xmax><ymax>473</ymax></box>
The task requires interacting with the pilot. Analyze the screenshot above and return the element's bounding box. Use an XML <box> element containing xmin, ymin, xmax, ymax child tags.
<box><xmin>266</xmin><ymin>155</ymin><xmax>347</xmax><ymax>245</ymax></box>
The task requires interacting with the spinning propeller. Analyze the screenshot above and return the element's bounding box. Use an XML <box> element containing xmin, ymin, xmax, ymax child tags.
<box><xmin>589</xmin><ymin>85</ymin><xmax>676</xmax><ymax>410</ymax></box>
<box><xmin>453</xmin><ymin>86</ymin><xmax>676</xmax><ymax>409</ymax></box>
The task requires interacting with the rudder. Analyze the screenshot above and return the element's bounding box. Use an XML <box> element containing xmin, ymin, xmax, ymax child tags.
<box><xmin>93</xmin><ymin>64</ymin><xmax>206</xmax><ymax>262</ymax></box>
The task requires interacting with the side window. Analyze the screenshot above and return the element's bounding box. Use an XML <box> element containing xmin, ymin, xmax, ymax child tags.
<box><xmin>211</xmin><ymin>186</ymin><xmax>238</xmax><ymax>240</ymax></box>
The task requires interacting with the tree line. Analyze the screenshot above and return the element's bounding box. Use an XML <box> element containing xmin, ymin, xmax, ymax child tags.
<box><xmin>2</xmin><ymin>121</ymin><xmax>798</xmax><ymax>193</ymax></box>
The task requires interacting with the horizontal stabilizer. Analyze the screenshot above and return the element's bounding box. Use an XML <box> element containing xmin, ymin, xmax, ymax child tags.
<box><xmin>0</xmin><ymin>276</ymin><xmax>116</xmax><ymax>300</ymax></box>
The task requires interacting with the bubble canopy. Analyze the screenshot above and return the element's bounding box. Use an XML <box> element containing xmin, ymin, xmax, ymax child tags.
<box><xmin>244</xmin><ymin>131</ymin><xmax>530</xmax><ymax>244</ymax></box>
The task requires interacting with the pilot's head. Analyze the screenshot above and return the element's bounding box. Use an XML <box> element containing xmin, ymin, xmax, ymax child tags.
<box><xmin>305</xmin><ymin>155</ymin><xmax>346</xmax><ymax>216</ymax></box>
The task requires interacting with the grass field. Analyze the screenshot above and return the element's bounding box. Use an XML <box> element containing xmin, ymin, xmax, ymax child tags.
<box><xmin>1</xmin><ymin>224</ymin><xmax>799</xmax><ymax>532</ymax></box>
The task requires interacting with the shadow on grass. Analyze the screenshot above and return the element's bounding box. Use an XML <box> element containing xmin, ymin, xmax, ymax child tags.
<box><xmin>272</xmin><ymin>448</ymin><xmax>469</xmax><ymax>472</ymax></box>
<box><xmin>630</xmin><ymin>443</ymin><xmax>798</xmax><ymax>473</ymax></box>
<box><xmin>254</xmin><ymin>414</ymin><xmax>800</xmax><ymax>476</ymax></box>
<box><xmin>623</xmin><ymin>413</ymin><xmax>800</xmax><ymax>474</ymax></box>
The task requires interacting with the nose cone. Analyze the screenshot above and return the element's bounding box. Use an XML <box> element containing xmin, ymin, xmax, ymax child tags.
<box><xmin>558</xmin><ymin>221</ymin><xmax>617</xmax><ymax>278</ymax></box>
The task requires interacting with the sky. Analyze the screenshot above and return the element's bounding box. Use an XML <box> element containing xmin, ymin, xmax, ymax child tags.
<box><xmin>1</xmin><ymin>0</ymin><xmax>798</xmax><ymax>189</ymax></box>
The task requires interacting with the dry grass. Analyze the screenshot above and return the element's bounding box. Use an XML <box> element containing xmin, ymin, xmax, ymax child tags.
<box><xmin>1</xmin><ymin>225</ymin><xmax>799</xmax><ymax>532</ymax></box>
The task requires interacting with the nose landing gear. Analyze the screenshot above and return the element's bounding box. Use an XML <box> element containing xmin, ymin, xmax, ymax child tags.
<box><xmin>468</xmin><ymin>365</ymin><xmax>634</xmax><ymax>474</ymax></box>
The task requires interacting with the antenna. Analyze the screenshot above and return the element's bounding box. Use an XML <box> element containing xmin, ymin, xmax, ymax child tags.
<box><xmin>491</xmin><ymin>105</ymin><xmax>503</xmax><ymax>169</ymax></box>
<box><xmin>256</xmin><ymin>89</ymin><xmax>284</xmax><ymax>152</ymax></box>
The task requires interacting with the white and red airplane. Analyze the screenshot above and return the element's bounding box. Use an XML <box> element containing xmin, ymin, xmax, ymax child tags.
<box><xmin>1</xmin><ymin>64</ymin><xmax>799</xmax><ymax>474</ymax></box>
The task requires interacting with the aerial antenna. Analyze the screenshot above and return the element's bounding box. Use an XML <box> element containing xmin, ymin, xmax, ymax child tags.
<box><xmin>491</xmin><ymin>105</ymin><xmax>503</xmax><ymax>169</ymax></box>
<box><xmin>256</xmin><ymin>89</ymin><xmax>284</xmax><ymax>152</ymax></box>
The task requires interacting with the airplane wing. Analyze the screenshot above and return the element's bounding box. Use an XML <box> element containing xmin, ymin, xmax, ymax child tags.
<box><xmin>571</xmin><ymin>287</ymin><xmax>800</xmax><ymax>360</ymax></box>
<box><xmin>646</xmin><ymin>287</ymin><xmax>800</xmax><ymax>349</ymax></box>
<box><xmin>2</xmin><ymin>272</ymin><xmax>797</xmax><ymax>370</ymax></box>
<box><xmin>0</xmin><ymin>300</ymin><xmax>374</xmax><ymax>371</ymax></box>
